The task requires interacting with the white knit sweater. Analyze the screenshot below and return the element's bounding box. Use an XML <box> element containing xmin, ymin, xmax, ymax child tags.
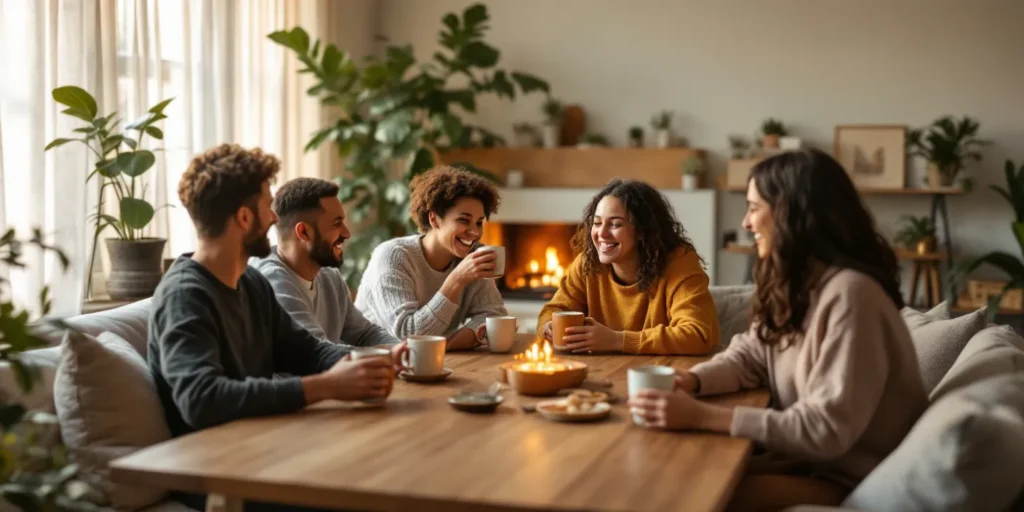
<box><xmin>354</xmin><ymin>234</ymin><xmax>508</xmax><ymax>338</ymax></box>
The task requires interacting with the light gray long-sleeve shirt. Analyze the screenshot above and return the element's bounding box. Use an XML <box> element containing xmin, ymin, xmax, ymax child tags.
<box><xmin>353</xmin><ymin>234</ymin><xmax>508</xmax><ymax>338</ymax></box>
<box><xmin>254</xmin><ymin>248</ymin><xmax>399</xmax><ymax>348</ymax></box>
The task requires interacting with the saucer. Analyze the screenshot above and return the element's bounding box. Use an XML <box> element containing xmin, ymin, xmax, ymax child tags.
<box><xmin>447</xmin><ymin>392</ymin><xmax>504</xmax><ymax>413</ymax></box>
<box><xmin>535</xmin><ymin>400</ymin><xmax>611</xmax><ymax>423</ymax></box>
<box><xmin>399</xmin><ymin>368</ymin><xmax>453</xmax><ymax>383</ymax></box>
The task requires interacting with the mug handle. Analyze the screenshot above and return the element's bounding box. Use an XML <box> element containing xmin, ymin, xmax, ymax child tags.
<box><xmin>401</xmin><ymin>349</ymin><xmax>410</xmax><ymax>369</ymax></box>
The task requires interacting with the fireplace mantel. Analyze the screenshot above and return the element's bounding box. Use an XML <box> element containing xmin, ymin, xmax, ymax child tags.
<box><xmin>490</xmin><ymin>187</ymin><xmax>717</xmax><ymax>332</ymax></box>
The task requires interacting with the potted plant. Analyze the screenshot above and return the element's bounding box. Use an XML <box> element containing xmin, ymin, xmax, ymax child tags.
<box><xmin>907</xmin><ymin>115</ymin><xmax>989</xmax><ymax>190</ymax></box>
<box><xmin>650</xmin><ymin>110</ymin><xmax>672</xmax><ymax>149</ymax></box>
<box><xmin>680</xmin><ymin>155</ymin><xmax>707</xmax><ymax>191</ymax></box>
<box><xmin>576</xmin><ymin>133</ymin><xmax>609</xmax><ymax>149</ymax></box>
<box><xmin>45</xmin><ymin>86</ymin><xmax>173</xmax><ymax>300</ymax></box>
<box><xmin>628</xmin><ymin>126</ymin><xmax>644</xmax><ymax>148</ymax></box>
<box><xmin>894</xmin><ymin>215</ymin><xmax>937</xmax><ymax>255</ymax></box>
<box><xmin>512</xmin><ymin>123</ymin><xmax>539</xmax><ymax>148</ymax></box>
<box><xmin>728</xmin><ymin>135</ymin><xmax>750</xmax><ymax>159</ymax></box>
<box><xmin>956</xmin><ymin>159</ymin><xmax>1024</xmax><ymax>318</ymax></box>
<box><xmin>541</xmin><ymin>98</ymin><xmax>563</xmax><ymax>148</ymax></box>
<box><xmin>760</xmin><ymin>118</ymin><xmax>788</xmax><ymax>149</ymax></box>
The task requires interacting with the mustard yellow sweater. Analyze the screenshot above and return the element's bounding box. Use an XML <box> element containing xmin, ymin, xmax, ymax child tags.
<box><xmin>538</xmin><ymin>248</ymin><xmax>720</xmax><ymax>355</ymax></box>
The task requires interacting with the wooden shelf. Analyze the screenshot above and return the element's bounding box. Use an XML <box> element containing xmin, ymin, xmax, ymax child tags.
<box><xmin>719</xmin><ymin>183</ymin><xmax>965</xmax><ymax>196</ymax></box>
<box><xmin>723</xmin><ymin>243</ymin><xmax>949</xmax><ymax>261</ymax></box>
<box><xmin>437</xmin><ymin>147</ymin><xmax>705</xmax><ymax>189</ymax></box>
<box><xmin>952</xmin><ymin>297</ymin><xmax>1024</xmax><ymax>315</ymax></box>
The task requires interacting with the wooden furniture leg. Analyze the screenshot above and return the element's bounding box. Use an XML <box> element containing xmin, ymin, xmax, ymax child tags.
<box><xmin>909</xmin><ymin>262</ymin><xmax>922</xmax><ymax>307</ymax></box>
<box><xmin>928</xmin><ymin>262</ymin><xmax>941</xmax><ymax>308</ymax></box>
<box><xmin>205</xmin><ymin>494</ymin><xmax>243</xmax><ymax>512</ymax></box>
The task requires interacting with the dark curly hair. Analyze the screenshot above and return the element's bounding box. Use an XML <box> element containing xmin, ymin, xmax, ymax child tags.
<box><xmin>749</xmin><ymin>149</ymin><xmax>903</xmax><ymax>347</ymax></box>
<box><xmin>178</xmin><ymin>143</ymin><xmax>279</xmax><ymax>238</ymax></box>
<box><xmin>272</xmin><ymin>177</ymin><xmax>340</xmax><ymax>239</ymax></box>
<box><xmin>570</xmin><ymin>179</ymin><xmax>703</xmax><ymax>291</ymax></box>
<box><xmin>409</xmin><ymin>165</ymin><xmax>500</xmax><ymax>232</ymax></box>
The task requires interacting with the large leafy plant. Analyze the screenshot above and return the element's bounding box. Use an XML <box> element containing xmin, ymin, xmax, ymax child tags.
<box><xmin>956</xmin><ymin>159</ymin><xmax>1024</xmax><ymax>319</ymax></box>
<box><xmin>269</xmin><ymin>3</ymin><xmax>550</xmax><ymax>288</ymax></box>
<box><xmin>44</xmin><ymin>87</ymin><xmax>173</xmax><ymax>292</ymax></box>
<box><xmin>907</xmin><ymin>115</ymin><xmax>989</xmax><ymax>190</ymax></box>
<box><xmin>0</xmin><ymin>229</ymin><xmax>103</xmax><ymax>510</ymax></box>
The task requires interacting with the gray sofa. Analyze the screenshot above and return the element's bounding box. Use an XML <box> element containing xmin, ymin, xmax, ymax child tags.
<box><xmin>2</xmin><ymin>286</ymin><xmax>1023</xmax><ymax>511</ymax></box>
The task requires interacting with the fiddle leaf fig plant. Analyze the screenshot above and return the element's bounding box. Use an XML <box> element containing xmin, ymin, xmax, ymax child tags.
<box><xmin>269</xmin><ymin>3</ymin><xmax>551</xmax><ymax>288</ymax></box>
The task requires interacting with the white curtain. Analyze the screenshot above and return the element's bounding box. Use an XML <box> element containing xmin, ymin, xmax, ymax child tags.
<box><xmin>1</xmin><ymin>0</ymin><xmax>344</xmax><ymax>313</ymax></box>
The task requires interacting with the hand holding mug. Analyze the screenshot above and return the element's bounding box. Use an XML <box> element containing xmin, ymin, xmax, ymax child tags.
<box><xmin>449</xmin><ymin>249</ymin><xmax>497</xmax><ymax>287</ymax></box>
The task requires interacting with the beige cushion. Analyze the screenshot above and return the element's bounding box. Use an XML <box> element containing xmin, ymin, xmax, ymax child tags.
<box><xmin>901</xmin><ymin>303</ymin><xmax>988</xmax><ymax>392</ymax></box>
<box><xmin>54</xmin><ymin>331</ymin><xmax>171</xmax><ymax>510</ymax></box>
<box><xmin>843</xmin><ymin>374</ymin><xmax>1024</xmax><ymax>512</ymax></box>
<box><xmin>709</xmin><ymin>285</ymin><xmax>754</xmax><ymax>347</ymax></box>
<box><xmin>930</xmin><ymin>325</ymin><xmax>1024</xmax><ymax>401</ymax></box>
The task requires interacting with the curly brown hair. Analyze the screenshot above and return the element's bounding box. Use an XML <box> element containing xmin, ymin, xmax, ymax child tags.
<box><xmin>749</xmin><ymin>149</ymin><xmax>903</xmax><ymax>346</ymax></box>
<box><xmin>570</xmin><ymin>179</ymin><xmax>703</xmax><ymax>291</ymax></box>
<box><xmin>178</xmin><ymin>143</ymin><xmax>280</xmax><ymax>238</ymax></box>
<box><xmin>408</xmin><ymin>165</ymin><xmax>500</xmax><ymax>232</ymax></box>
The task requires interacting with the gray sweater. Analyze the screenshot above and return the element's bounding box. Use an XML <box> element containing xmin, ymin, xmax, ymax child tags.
<box><xmin>148</xmin><ymin>256</ymin><xmax>346</xmax><ymax>437</ymax></box>
<box><xmin>354</xmin><ymin>234</ymin><xmax>508</xmax><ymax>338</ymax></box>
<box><xmin>253</xmin><ymin>248</ymin><xmax>398</xmax><ymax>348</ymax></box>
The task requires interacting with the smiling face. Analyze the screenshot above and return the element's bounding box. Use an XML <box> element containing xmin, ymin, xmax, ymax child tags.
<box><xmin>590</xmin><ymin>195</ymin><xmax>637</xmax><ymax>265</ymax></box>
<box><xmin>241</xmin><ymin>181</ymin><xmax>278</xmax><ymax>258</ymax></box>
<box><xmin>305</xmin><ymin>196</ymin><xmax>350</xmax><ymax>268</ymax></box>
<box><xmin>429</xmin><ymin>196</ymin><xmax>486</xmax><ymax>259</ymax></box>
<box><xmin>742</xmin><ymin>179</ymin><xmax>774</xmax><ymax>258</ymax></box>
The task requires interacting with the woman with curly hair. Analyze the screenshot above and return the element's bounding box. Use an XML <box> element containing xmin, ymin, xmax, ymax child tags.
<box><xmin>355</xmin><ymin>165</ymin><xmax>507</xmax><ymax>351</ymax></box>
<box><xmin>628</xmin><ymin>149</ymin><xmax>928</xmax><ymax>510</ymax></box>
<box><xmin>537</xmin><ymin>179</ymin><xmax>720</xmax><ymax>355</ymax></box>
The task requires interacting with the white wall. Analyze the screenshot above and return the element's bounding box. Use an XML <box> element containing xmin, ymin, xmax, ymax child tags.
<box><xmin>376</xmin><ymin>0</ymin><xmax>1024</xmax><ymax>287</ymax></box>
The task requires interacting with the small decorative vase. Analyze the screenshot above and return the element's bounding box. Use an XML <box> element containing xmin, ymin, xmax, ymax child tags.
<box><xmin>761</xmin><ymin>134</ymin><xmax>780</xmax><ymax>149</ymax></box>
<box><xmin>916</xmin><ymin>236</ymin><xmax>936</xmax><ymax>255</ymax></box>
<box><xmin>926</xmin><ymin>164</ymin><xmax>955</xmax><ymax>188</ymax></box>
<box><xmin>655</xmin><ymin>129</ymin><xmax>671</xmax><ymax>149</ymax></box>
<box><xmin>682</xmin><ymin>174</ymin><xmax>699</xmax><ymax>191</ymax></box>
<box><xmin>541</xmin><ymin>124</ymin><xmax>560</xmax><ymax>149</ymax></box>
<box><xmin>506</xmin><ymin>170</ymin><xmax>524</xmax><ymax>188</ymax></box>
<box><xmin>105</xmin><ymin>238</ymin><xmax>167</xmax><ymax>299</ymax></box>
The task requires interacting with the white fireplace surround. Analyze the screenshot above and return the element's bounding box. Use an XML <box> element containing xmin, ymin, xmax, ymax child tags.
<box><xmin>490</xmin><ymin>187</ymin><xmax>717</xmax><ymax>333</ymax></box>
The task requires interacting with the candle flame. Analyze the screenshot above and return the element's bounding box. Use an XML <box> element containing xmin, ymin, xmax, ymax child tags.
<box><xmin>513</xmin><ymin>339</ymin><xmax>565</xmax><ymax>374</ymax></box>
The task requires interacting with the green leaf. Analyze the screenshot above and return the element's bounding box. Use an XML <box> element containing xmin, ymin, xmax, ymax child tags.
<box><xmin>8</xmin><ymin>358</ymin><xmax>38</xmax><ymax>394</ymax></box>
<box><xmin>489</xmin><ymin>70</ymin><xmax>515</xmax><ymax>99</ymax></box>
<box><xmin>267</xmin><ymin>27</ymin><xmax>310</xmax><ymax>54</ymax></box>
<box><xmin>963</xmin><ymin>251</ymin><xmax>1024</xmax><ymax>281</ymax></box>
<box><xmin>72</xmin><ymin>127</ymin><xmax>95</xmax><ymax>134</ymax></box>
<box><xmin>431</xmin><ymin>113</ymin><xmax>464</xmax><ymax>143</ymax></box>
<box><xmin>0</xmin><ymin>404</ymin><xmax>26</xmax><ymax>429</ymax></box>
<box><xmin>52</xmin><ymin>86</ymin><xmax>98</xmax><ymax>118</ymax></box>
<box><xmin>102</xmin><ymin>135</ymin><xmax>127</xmax><ymax>155</ymax></box>
<box><xmin>463</xmin><ymin>3</ymin><xmax>489</xmax><ymax>31</ymax></box>
<box><xmin>447</xmin><ymin>90</ymin><xmax>476</xmax><ymax>112</ymax></box>
<box><xmin>116</xmin><ymin>150</ymin><xmax>156</xmax><ymax>177</ymax></box>
<box><xmin>405</xmin><ymin>147</ymin><xmax>435</xmax><ymax>179</ymax></box>
<box><xmin>369</xmin><ymin>91</ymin><xmax>410</xmax><ymax>117</ymax></box>
<box><xmin>61</xmin><ymin>107</ymin><xmax>95</xmax><ymax>123</ymax></box>
<box><xmin>511</xmin><ymin>72</ymin><xmax>550</xmax><ymax>95</ymax></box>
<box><xmin>386</xmin><ymin>45</ymin><xmax>416</xmax><ymax>77</ymax></box>
<box><xmin>119</xmin><ymin>197</ymin><xmax>155</xmax><ymax>229</ymax></box>
<box><xmin>44</xmin><ymin>138</ymin><xmax>75</xmax><ymax>151</ymax></box>
<box><xmin>384</xmin><ymin>181</ymin><xmax>409</xmax><ymax>204</ymax></box>
<box><xmin>144</xmin><ymin>126</ymin><xmax>164</xmax><ymax>140</ymax></box>
<box><xmin>148</xmin><ymin>98</ymin><xmax>174</xmax><ymax>113</ymax></box>
<box><xmin>375</xmin><ymin>110</ymin><xmax>413</xmax><ymax>145</ymax></box>
<box><xmin>322</xmin><ymin>44</ymin><xmax>343</xmax><ymax>74</ymax></box>
<box><xmin>94</xmin><ymin>158</ymin><xmax>120</xmax><ymax>179</ymax></box>
<box><xmin>305</xmin><ymin>126</ymin><xmax>336</xmax><ymax>152</ymax></box>
<box><xmin>459</xmin><ymin>41</ymin><xmax>499</xmax><ymax>68</ymax></box>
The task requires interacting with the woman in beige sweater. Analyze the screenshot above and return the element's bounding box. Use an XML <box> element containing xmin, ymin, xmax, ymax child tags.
<box><xmin>628</xmin><ymin>149</ymin><xmax>928</xmax><ymax>511</ymax></box>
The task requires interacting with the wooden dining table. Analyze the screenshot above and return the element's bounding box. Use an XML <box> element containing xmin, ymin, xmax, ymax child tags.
<box><xmin>111</xmin><ymin>334</ymin><xmax>769</xmax><ymax>512</ymax></box>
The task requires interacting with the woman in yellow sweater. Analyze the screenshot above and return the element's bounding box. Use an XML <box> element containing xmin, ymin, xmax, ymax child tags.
<box><xmin>537</xmin><ymin>179</ymin><xmax>720</xmax><ymax>355</ymax></box>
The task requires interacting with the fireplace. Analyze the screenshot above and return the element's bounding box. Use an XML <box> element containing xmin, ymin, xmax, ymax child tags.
<box><xmin>481</xmin><ymin>222</ymin><xmax>580</xmax><ymax>300</ymax></box>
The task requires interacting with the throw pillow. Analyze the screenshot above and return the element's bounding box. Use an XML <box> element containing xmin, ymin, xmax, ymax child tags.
<box><xmin>930</xmin><ymin>325</ymin><xmax>1024</xmax><ymax>401</ymax></box>
<box><xmin>843</xmin><ymin>373</ymin><xmax>1024</xmax><ymax>512</ymax></box>
<box><xmin>54</xmin><ymin>330</ymin><xmax>171</xmax><ymax>510</ymax></box>
<box><xmin>901</xmin><ymin>304</ymin><xmax>988</xmax><ymax>392</ymax></box>
<box><xmin>709</xmin><ymin>285</ymin><xmax>754</xmax><ymax>348</ymax></box>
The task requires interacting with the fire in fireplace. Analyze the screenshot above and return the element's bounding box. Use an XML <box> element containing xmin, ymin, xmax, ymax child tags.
<box><xmin>480</xmin><ymin>222</ymin><xmax>579</xmax><ymax>300</ymax></box>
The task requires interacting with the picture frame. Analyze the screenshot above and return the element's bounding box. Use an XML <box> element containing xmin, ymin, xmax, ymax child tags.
<box><xmin>833</xmin><ymin>124</ymin><xmax>907</xmax><ymax>190</ymax></box>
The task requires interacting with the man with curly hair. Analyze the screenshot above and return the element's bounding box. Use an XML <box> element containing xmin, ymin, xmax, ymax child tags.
<box><xmin>253</xmin><ymin>177</ymin><xmax>401</xmax><ymax>353</ymax></box>
<box><xmin>355</xmin><ymin>165</ymin><xmax>508</xmax><ymax>350</ymax></box>
<box><xmin>149</xmin><ymin>144</ymin><xmax>397</xmax><ymax>443</ymax></box>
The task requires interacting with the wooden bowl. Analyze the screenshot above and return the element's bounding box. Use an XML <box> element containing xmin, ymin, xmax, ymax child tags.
<box><xmin>503</xmin><ymin>360</ymin><xmax>588</xmax><ymax>396</ymax></box>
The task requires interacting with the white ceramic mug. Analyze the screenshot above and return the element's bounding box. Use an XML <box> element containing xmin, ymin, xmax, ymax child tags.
<box><xmin>627</xmin><ymin>365</ymin><xmax>675</xmax><ymax>426</ymax></box>
<box><xmin>350</xmin><ymin>347</ymin><xmax>393</xmax><ymax>404</ymax></box>
<box><xmin>475</xmin><ymin>245</ymin><xmax>506</xmax><ymax>278</ymax></box>
<box><xmin>485</xmin><ymin>316</ymin><xmax>518</xmax><ymax>353</ymax></box>
<box><xmin>402</xmin><ymin>335</ymin><xmax>447</xmax><ymax>376</ymax></box>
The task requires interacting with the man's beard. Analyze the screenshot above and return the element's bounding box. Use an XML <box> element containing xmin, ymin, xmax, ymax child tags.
<box><xmin>243</xmin><ymin>216</ymin><xmax>272</xmax><ymax>258</ymax></box>
<box><xmin>309</xmin><ymin>227</ymin><xmax>343</xmax><ymax>268</ymax></box>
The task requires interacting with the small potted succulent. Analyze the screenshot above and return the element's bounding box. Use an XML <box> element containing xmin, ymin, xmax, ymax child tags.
<box><xmin>650</xmin><ymin>110</ymin><xmax>673</xmax><ymax>149</ymax></box>
<box><xmin>541</xmin><ymin>98</ymin><xmax>563</xmax><ymax>148</ymax></box>
<box><xmin>894</xmin><ymin>215</ymin><xmax>937</xmax><ymax>255</ymax></box>
<box><xmin>907</xmin><ymin>115</ymin><xmax>989</xmax><ymax>190</ymax></box>
<box><xmin>728</xmin><ymin>135</ymin><xmax>750</xmax><ymax>159</ymax></box>
<box><xmin>512</xmin><ymin>122</ymin><xmax>540</xmax><ymax>148</ymax></box>
<box><xmin>760</xmin><ymin>118</ymin><xmax>788</xmax><ymax>149</ymax></box>
<box><xmin>680</xmin><ymin>155</ymin><xmax>707</xmax><ymax>191</ymax></box>
<box><xmin>577</xmin><ymin>132</ymin><xmax>609</xmax><ymax>149</ymax></box>
<box><xmin>628</xmin><ymin>126</ymin><xmax>644</xmax><ymax>148</ymax></box>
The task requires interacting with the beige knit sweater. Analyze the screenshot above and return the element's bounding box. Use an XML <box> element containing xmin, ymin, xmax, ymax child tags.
<box><xmin>689</xmin><ymin>267</ymin><xmax>927</xmax><ymax>487</ymax></box>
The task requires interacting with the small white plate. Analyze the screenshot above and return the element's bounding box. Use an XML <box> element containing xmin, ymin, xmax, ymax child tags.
<box><xmin>535</xmin><ymin>400</ymin><xmax>611</xmax><ymax>423</ymax></box>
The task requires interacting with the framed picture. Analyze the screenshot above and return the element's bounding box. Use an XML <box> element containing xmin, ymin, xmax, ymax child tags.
<box><xmin>833</xmin><ymin>125</ymin><xmax>906</xmax><ymax>190</ymax></box>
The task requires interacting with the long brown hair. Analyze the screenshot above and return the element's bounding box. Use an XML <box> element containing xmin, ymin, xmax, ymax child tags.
<box><xmin>749</xmin><ymin>149</ymin><xmax>903</xmax><ymax>346</ymax></box>
<box><xmin>570</xmin><ymin>179</ymin><xmax>703</xmax><ymax>291</ymax></box>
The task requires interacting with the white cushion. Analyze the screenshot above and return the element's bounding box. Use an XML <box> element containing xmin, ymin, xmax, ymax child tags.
<box><xmin>930</xmin><ymin>325</ymin><xmax>1024</xmax><ymax>401</ymax></box>
<box><xmin>843</xmin><ymin>374</ymin><xmax>1024</xmax><ymax>512</ymax></box>
<box><xmin>901</xmin><ymin>303</ymin><xmax>988</xmax><ymax>392</ymax></box>
<box><xmin>33</xmin><ymin>299</ymin><xmax>152</xmax><ymax>355</ymax></box>
<box><xmin>54</xmin><ymin>330</ymin><xmax>170</xmax><ymax>510</ymax></box>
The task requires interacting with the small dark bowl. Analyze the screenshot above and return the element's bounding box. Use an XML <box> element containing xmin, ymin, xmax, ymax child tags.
<box><xmin>448</xmin><ymin>392</ymin><xmax>504</xmax><ymax>413</ymax></box>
